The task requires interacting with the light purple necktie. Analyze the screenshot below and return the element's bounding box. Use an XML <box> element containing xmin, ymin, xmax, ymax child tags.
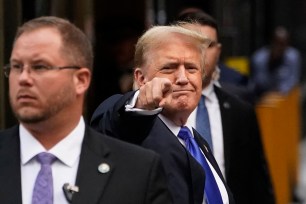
<box><xmin>32</xmin><ymin>152</ymin><xmax>56</xmax><ymax>204</ymax></box>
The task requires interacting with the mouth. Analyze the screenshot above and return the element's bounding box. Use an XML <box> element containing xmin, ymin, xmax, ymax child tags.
<box><xmin>16</xmin><ymin>92</ymin><xmax>37</xmax><ymax>103</ymax></box>
<box><xmin>172</xmin><ymin>89</ymin><xmax>193</xmax><ymax>93</ymax></box>
<box><xmin>171</xmin><ymin>90</ymin><xmax>194</xmax><ymax>98</ymax></box>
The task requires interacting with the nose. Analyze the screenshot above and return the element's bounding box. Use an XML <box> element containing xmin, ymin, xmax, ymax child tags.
<box><xmin>18</xmin><ymin>66</ymin><xmax>33</xmax><ymax>84</ymax></box>
<box><xmin>175</xmin><ymin>65</ymin><xmax>189</xmax><ymax>84</ymax></box>
<box><xmin>19</xmin><ymin>66</ymin><xmax>31</xmax><ymax>76</ymax></box>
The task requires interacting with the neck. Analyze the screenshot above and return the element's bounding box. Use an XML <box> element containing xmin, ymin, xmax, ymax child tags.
<box><xmin>162</xmin><ymin>111</ymin><xmax>190</xmax><ymax>127</ymax></box>
<box><xmin>22</xmin><ymin>114</ymin><xmax>81</xmax><ymax>150</ymax></box>
<box><xmin>203</xmin><ymin>78</ymin><xmax>212</xmax><ymax>88</ymax></box>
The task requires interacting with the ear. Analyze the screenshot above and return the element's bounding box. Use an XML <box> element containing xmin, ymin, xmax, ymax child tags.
<box><xmin>73</xmin><ymin>68</ymin><xmax>91</xmax><ymax>95</ymax></box>
<box><xmin>216</xmin><ymin>43</ymin><xmax>222</xmax><ymax>60</ymax></box>
<box><xmin>134</xmin><ymin>67</ymin><xmax>146</xmax><ymax>87</ymax></box>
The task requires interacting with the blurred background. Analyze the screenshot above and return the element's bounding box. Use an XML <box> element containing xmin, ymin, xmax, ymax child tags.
<box><xmin>0</xmin><ymin>0</ymin><xmax>306</xmax><ymax>203</ymax></box>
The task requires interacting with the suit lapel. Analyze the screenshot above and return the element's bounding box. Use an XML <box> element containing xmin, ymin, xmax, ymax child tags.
<box><xmin>193</xmin><ymin>129</ymin><xmax>226</xmax><ymax>183</ymax></box>
<box><xmin>72</xmin><ymin>127</ymin><xmax>114</xmax><ymax>204</ymax></box>
<box><xmin>187</xmin><ymin>150</ymin><xmax>205</xmax><ymax>204</ymax></box>
<box><xmin>177</xmin><ymin>128</ymin><xmax>205</xmax><ymax>204</ymax></box>
<box><xmin>153</xmin><ymin>119</ymin><xmax>205</xmax><ymax>204</ymax></box>
<box><xmin>214</xmin><ymin>86</ymin><xmax>232</xmax><ymax>178</ymax></box>
<box><xmin>0</xmin><ymin>126</ymin><xmax>22</xmax><ymax>203</ymax></box>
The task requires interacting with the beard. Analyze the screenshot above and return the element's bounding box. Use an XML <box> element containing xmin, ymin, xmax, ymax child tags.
<box><xmin>11</xmin><ymin>83</ymin><xmax>75</xmax><ymax>124</ymax></box>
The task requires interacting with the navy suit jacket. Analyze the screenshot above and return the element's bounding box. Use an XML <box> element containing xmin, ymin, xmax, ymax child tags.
<box><xmin>0</xmin><ymin>125</ymin><xmax>171</xmax><ymax>204</ymax></box>
<box><xmin>214</xmin><ymin>86</ymin><xmax>275</xmax><ymax>204</ymax></box>
<box><xmin>91</xmin><ymin>91</ymin><xmax>235</xmax><ymax>204</ymax></box>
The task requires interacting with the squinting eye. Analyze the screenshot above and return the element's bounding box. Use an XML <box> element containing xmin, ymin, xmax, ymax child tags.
<box><xmin>11</xmin><ymin>64</ymin><xmax>22</xmax><ymax>70</ymax></box>
<box><xmin>160</xmin><ymin>66</ymin><xmax>174</xmax><ymax>73</ymax></box>
<box><xmin>186</xmin><ymin>66</ymin><xmax>197</xmax><ymax>70</ymax></box>
<box><xmin>208</xmin><ymin>42</ymin><xmax>218</xmax><ymax>48</ymax></box>
<box><xmin>32</xmin><ymin>65</ymin><xmax>50</xmax><ymax>70</ymax></box>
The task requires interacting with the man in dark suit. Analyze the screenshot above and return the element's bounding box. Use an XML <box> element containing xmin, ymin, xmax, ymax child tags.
<box><xmin>176</xmin><ymin>10</ymin><xmax>275</xmax><ymax>204</ymax></box>
<box><xmin>91</xmin><ymin>24</ymin><xmax>235</xmax><ymax>203</ymax></box>
<box><xmin>0</xmin><ymin>16</ymin><xmax>171</xmax><ymax>204</ymax></box>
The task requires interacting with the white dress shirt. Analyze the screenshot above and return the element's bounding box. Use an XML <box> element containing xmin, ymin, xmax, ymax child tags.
<box><xmin>188</xmin><ymin>82</ymin><xmax>226</xmax><ymax>178</ymax></box>
<box><xmin>20</xmin><ymin>117</ymin><xmax>85</xmax><ymax>204</ymax></box>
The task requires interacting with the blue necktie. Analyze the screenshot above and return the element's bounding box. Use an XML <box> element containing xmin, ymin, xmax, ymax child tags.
<box><xmin>196</xmin><ymin>95</ymin><xmax>213</xmax><ymax>151</ymax></box>
<box><xmin>178</xmin><ymin>126</ymin><xmax>223</xmax><ymax>204</ymax></box>
<box><xmin>32</xmin><ymin>152</ymin><xmax>56</xmax><ymax>204</ymax></box>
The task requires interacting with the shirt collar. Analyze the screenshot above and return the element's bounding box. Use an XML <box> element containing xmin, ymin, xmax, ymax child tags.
<box><xmin>20</xmin><ymin>117</ymin><xmax>85</xmax><ymax>167</ymax></box>
<box><xmin>202</xmin><ymin>81</ymin><xmax>214</xmax><ymax>102</ymax></box>
<box><xmin>158</xmin><ymin>114</ymin><xmax>194</xmax><ymax>137</ymax></box>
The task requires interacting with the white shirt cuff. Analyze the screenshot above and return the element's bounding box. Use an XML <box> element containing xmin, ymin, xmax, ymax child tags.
<box><xmin>125</xmin><ymin>90</ymin><xmax>163</xmax><ymax>115</ymax></box>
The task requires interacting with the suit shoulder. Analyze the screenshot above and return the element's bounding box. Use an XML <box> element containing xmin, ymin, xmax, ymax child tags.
<box><xmin>85</xmin><ymin>126</ymin><xmax>159</xmax><ymax>159</ymax></box>
<box><xmin>216</xmin><ymin>86</ymin><xmax>253</xmax><ymax>110</ymax></box>
<box><xmin>91</xmin><ymin>91</ymin><xmax>136</xmax><ymax>124</ymax></box>
<box><xmin>0</xmin><ymin>126</ymin><xmax>19</xmax><ymax>142</ymax></box>
<box><xmin>90</xmin><ymin>94</ymin><xmax>123</xmax><ymax>124</ymax></box>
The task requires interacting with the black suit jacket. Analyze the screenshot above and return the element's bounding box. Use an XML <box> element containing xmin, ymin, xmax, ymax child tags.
<box><xmin>214</xmin><ymin>86</ymin><xmax>275</xmax><ymax>204</ymax></box>
<box><xmin>0</xmin><ymin>125</ymin><xmax>171</xmax><ymax>204</ymax></box>
<box><xmin>91</xmin><ymin>91</ymin><xmax>235</xmax><ymax>204</ymax></box>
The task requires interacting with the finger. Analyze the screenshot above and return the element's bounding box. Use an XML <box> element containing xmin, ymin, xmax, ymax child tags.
<box><xmin>135</xmin><ymin>85</ymin><xmax>147</xmax><ymax>109</ymax></box>
<box><xmin>151</xmin><ymin>78</ymin><xmax>171</xmax><ymax>107</ymax></box>
<box><xmin>145</xmin><ymin>82</ymin><xmax>157</xmax><ymax>108</ymax></box>
<box><xmin>159</xmin><ymin>79</ymin><xmax>173</xmax><ymax>107</ymax></box>
<box><xmin>161</xmin><ymin>80</ymin><xmax>172</xmax><ymax>97</ymax></box>
<box><xmin>137</xmin><ymin>81</ymin><xmax>158</xmax><ymax>109</ymax></box>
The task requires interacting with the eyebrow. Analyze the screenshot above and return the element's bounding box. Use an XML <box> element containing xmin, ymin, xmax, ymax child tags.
<box><xmin>159</xmin><ymin>61</ymin><xmax>199</xmax><ymax>68</ymax></box>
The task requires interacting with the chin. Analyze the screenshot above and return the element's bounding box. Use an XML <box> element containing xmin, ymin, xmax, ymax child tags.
<box><xmin>14</xmin><ymin>109</ymin><xmax>46</xmax><ymax>124</ymax></box>
<box><xmin>172</xmin><ymin>99</ymin><xmax>195</xmax><ymax>112</ymax></box>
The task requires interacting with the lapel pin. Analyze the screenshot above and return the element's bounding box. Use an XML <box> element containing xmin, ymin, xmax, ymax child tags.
<box><xmin>98</xmin><ymin>163</ymin><xmax>110</xmax><ymax>174</ymax></box>
<box><xmin>223</xmin><ymin>102</ymin><xmax>230</xmax><ymax>109</ymax></box>
<box><xmin>204</xmin><ymin>145</ymin><xmax>209</xmax><ymax>153</ymax></box>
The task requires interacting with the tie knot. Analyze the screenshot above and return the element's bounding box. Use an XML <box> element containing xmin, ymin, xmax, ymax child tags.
<box><xmin>36</xmin><ymin>152</ymin><xmax>56</xmax><ymax>165</ymax></box>
<box><xmin>178</xmin><ymin>126</ymin><xmax>193</xmax><ymax>141</ymax></box>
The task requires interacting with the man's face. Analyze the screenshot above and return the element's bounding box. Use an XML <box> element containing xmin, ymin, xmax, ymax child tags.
<box><xmin>9</xmin><ymin>27</ymin><xmax>77</xmax><ymax>124</ymax></box>
<box><xmin>187</xmin><ymin>24</ymin><xmax>221</xmax><ymax>86</ymax></box>
<box><xmin>137</xmin><ymin>35</ymin><xmax>204</xmax><ymax>117</ymax></box>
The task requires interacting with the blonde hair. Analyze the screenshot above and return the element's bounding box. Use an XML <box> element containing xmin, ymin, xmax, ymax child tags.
<box><xmin>134</xmin><ymin>24</ymin><xmax>211</xmax><ymax>73</ymax></box>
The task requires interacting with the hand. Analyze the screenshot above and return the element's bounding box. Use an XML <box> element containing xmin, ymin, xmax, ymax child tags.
<box><xmin>135</xmin><ymin>77</ymin><xmax>172</xmax><ymax>110</ymax></box>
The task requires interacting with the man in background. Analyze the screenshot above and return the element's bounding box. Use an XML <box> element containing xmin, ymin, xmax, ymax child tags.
<box><xmin>176</xmin><ymin>10</ymin><xmax>275</xmax><ymax>204</ymax></box>
<box><xmin>251</xmin><ymin>26</ymin><xmax>301</xmax><ymax>101</ymax></box>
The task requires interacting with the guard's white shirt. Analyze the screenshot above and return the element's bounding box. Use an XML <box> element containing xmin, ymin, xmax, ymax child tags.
<box><xmin>20</xmin><ymin>117</ymin><xmax>85</xmax><ymax>204</ymax></box>
<box><xmin>188</xmin><ymin>82</ymin><xmax>226</xmax><ymax>177</ymax></box>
